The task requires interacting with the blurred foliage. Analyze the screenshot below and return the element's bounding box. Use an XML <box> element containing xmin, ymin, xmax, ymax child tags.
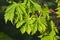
<box><xmin>0</xmin><ymin>32</ymin><xmax>14</xmax><ymax>40</ymax></box>
<box><xmin>0</xmin><ymin>0</ymin><xmax>60</xmax><ymax>40</ymax></box>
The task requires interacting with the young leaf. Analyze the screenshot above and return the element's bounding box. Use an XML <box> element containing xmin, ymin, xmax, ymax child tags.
<box><xmin>16</xmin><ymin>21</ymin><xmax>25</xmax><ymax>28</ymax></box>
<box><xmin>20</xmin><ymin>25</ymin><xmax>26</xmax><ymax>34</ymax></box>
<box><xmin>31</xmin><ymin>21</ymin><xmax>37</xmax><ymax>35</ymax></box>
<box><xmin>26</xmin><ymin>24</ymin><xmax>31</xmax><ymax>35</ymax></box>
<box><xmin>4</xmin><ymin>3</ymin><xmax>17</xmax><ymax>23</ymax></box>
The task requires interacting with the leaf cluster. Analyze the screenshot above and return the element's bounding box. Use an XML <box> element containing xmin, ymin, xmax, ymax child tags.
<box><xmin>4</xmin><ymin>0</ymin><xmax>60</xmax><ymax>40</ymax></box>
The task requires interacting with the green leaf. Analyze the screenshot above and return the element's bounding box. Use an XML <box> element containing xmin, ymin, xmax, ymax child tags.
<box><xmin>31</xmin><ymin>22</ymin><xmax>37</xmax><ymax>35</ymax></box>
<box><xmin>30</xmin><ymin>0</ymin><xmax>42</xmax><ymax>12</ymax></box>
<box><xmin>16</xmin><ymin>21</ymin><xmax>25</xmax><ymax>28</ymax></box>
<box><xmin>26</xmin><ymin>24</ymin><xmax>31</xmax><ymax>35</ymax></box>
<box><xmin>29</xmin><ymin>18</ymin><xmax>36</xmax><ymax>24</ymax></box>
<box><xmin>5</xmin><ymin>2</ymin><xmax>17</xmax><ymax>13</ymax></box>
<box><xmin>58</xmin><ymin>1</ymin><xmax>60</xmax><ymax>6</ymax></box>
<box><xmin>39</xmin><ymin>22</ymin><xmax>46</xmax><ymax>33</ymax></box>
<box><xmin>19</xmin><ymin>3</ymin><xmax>27</xmax><ymax>15</ymax></box>
<box><xmin>41</xmin><ymin>36</ymin><xmax>51</xmax><ymax>40</ymax></box>
<box><xmin>20</xmin><ymin>25</ymin><xmax>26</xmax><ymax>34</ymax></box>
<box><xmin>56</xmin><ymin>7</ymin><xmax>60</xmax><ymax>17</ymax></box>
<box><xmin>4</xmin><ymin>3</ymin><xmax>17</xmax><ymax>23</ymax></box>
<box><xmin>24</xmin><ymin>0</ymin><xmax>27</xmax><ymax>4</ymax></box>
